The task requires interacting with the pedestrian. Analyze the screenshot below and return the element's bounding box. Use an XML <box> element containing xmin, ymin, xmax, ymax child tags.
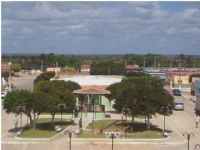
<box><xmin>13</xmin><ymin>114</ymin><xmax>19</xmax><ymax>129</ymax></box>
<box><xmin>195</xmin><ymin>115</ymin><xmax>200</xmax><ymax>128</ymax></box>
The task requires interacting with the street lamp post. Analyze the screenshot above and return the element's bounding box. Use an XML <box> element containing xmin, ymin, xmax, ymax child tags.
<box><xmin>160</xmin><ymin>106</ymin><xmax>169</xmax><ymax>132</ymax></box>
<box><xmin>122</xmin><ymin>107</ymin><xmax>130</xmax><ymax>138</ymax></box>
<box><xmin>183</xmin><ymin>132</ymin><xmax>194</xmax><ymax>150</ymax></box>
<box><xmin>194</xmin><ymin>144</ymin><xmax>200</xmax><ymax>150</ymax></box>
<box><xmin>65</xmin><ymin>131</ymin><xmax>75</xmax><ymax>150</ymax></box>
<box><xmin>108</xmin><ymin>131</ymin><xmax>119</xmax><ymax>150</ymax></box>
<box><xmin>17</xmin><ymin>105</ymin><xmax>26</xmax><ymax>128</ymax></box>
<box><xmin>90</xmin><ymin>95</ymin><xmax>95</xmax><ymax>133</ymax></box>
<box><xmin>58</xmin><ymin>103</ymin><xmax>66</xmax><ymax>128</ymax></box>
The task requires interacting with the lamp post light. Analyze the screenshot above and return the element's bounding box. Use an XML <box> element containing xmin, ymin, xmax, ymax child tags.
<box><xmin>58</xmin><ymin>103</ymin><xmax>66</xmax><ymax>127</ymax></box>
<box><xmin>160</xmin><ymin>106</ymin><xmax>169</xmax><ymax>132</ymax></box>
<box><xmin>194</xmin><ymin>144</ymin><xmax>200</xmax><ymax>150</ymax></box>
<box><xmin>122</xmin><ymin>107</ymin><xmax>130</xmax><ymax>138</ymax></box>
<box><xmin>108</xmin><ymin>131</ymin><xmax>119</xmax><ymax>150</ymax></box>
<box><xmin>65</xmin><ymin>130</ymin><xmax>75</xmax><ymax>150</ymax></box>
<box><xmin>90</xmin><ymin>95</ymin><xmax>95</xmax><ymax>133</ymax></box>
<box><xmin>183</xmin><ymin>132</ymin><xmax>194</xmax><ymax>150</ymax></box>
<box><xmin>17</xmin><ymin>105</ymin><xmax>26</xmax><ymax>128</ymax></box>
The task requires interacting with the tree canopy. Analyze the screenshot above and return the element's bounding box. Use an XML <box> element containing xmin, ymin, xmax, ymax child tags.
<box><xmin>90</xmin><ymin>61</ymin><xmax>125</xmax><ymax>75</ymax></box>
<box><xmin>34</xmin><ymin>80</ymin><xmax>80</xmax><ymax>124</ymax></box>
<box><xmin>106</xmin><ymin>76</ymin><xmax>174</xmax><ymax>130</ymax></box>
<box><xmin>34</xmin><ymin>71</ymin><xmax>55</xmax><ymax>85</ymax></box>
<box><xmin>11</xmin><ymin>63</ymin><xmax>21</xmax><ymax>74</ymax></box>
<box><xmin>3</xmin><ymin>90</ymin><xmax>31</xmax><ymax>114</ymax></box>
<box><xmin>3</xmin><ymin>79</ymin><xmax>81</xmax><ymax>128</ymax></box>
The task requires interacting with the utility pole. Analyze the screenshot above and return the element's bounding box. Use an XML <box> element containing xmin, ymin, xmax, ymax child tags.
<box><xmin>108</xmin><ymin>66</ymin><xmax>110</xmax><ymax>75</ymax></box>
<box><xmin>170</xmin><ymin>57</ymin><xmax>172</xmax><ymax>68</ymax></box>
<box><xmin>154</xmin><ymin>56</ymin><xmax>156</xmax><ymax>68</ymax></box>
<box><xmin>56</xmin><ymin>61</ymin><xmax>58</xmax><ymax>68</ymax></box>
<box><xmin>143</xmin><ymin>57</ymin><xmax>146</xmax><ymax>68</ymax></box>
<box><xmin>41</xmin><ymin>60</ymin><xmax>43</xmax><ymax>72</ymax></box>
<box><xmin>176</xmin><ymin>58</ymin><xmax>184</xmax><ymax>89</ymax></box>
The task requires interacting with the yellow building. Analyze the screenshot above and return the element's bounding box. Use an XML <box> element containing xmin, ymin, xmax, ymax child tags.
<box><xmin>174</xmin><ymin>75</ymin><xmax>190</xmax><ymax>84</ymax></box>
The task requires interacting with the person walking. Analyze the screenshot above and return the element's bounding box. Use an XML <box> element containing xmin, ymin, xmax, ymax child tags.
<box><xmin>13</xmin><ymin>114</ymin><xmax>19</xmax><ymax>130</ymax></box>
<box><xmin>195</xmin><ymin>115</ymin><xmax>200</xmax><ymax>128</ymax></box>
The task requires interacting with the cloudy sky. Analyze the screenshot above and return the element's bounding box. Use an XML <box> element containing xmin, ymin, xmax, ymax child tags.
<box><xmin>1</xmin><ymin>1</ymin><xmax>200</xmax><ymax>55</ymax></box>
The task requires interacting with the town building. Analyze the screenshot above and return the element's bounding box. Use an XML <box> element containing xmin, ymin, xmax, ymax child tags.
<box><xmin>47</xmin><ymin>67</ymin><xmax>61</xmax><ymax>73</ymax></box>
<box><xmin>195</xmin><ymin>80</ymin><xmax>200</xmax><ymax>114</ymax></box>
<box><xmin>57</xmin><ymin>75</ymin><xmax>123</xmax><ymax>120</ymax></box>
<box><xmin>80</xmin><ymin>65</ymin><xmax>91</xmax><ymax>73</ymax></box>
<box><xmin>125</xmin><ymin>64</ymin><xmax>143</xmax><ymax>73</ymax></box>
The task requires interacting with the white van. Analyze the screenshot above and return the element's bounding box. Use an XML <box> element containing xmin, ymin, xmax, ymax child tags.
<box><xmin>174</xmin><ymin>101</ymin><xmax>184</xmax><ymax>110</ymax></box>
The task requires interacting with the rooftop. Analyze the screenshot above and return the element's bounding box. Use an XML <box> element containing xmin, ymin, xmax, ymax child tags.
<box><xmin>58</xmin><ymin>75</ymin><xmax>123</xmax><ymax>86</ymax></box>
<box><xmin>73</xmin><ymin>86</ymin><xmax>111</xmax><ymax>95</ymax></box>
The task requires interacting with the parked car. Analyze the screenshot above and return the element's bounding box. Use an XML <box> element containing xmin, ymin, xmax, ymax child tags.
<box><xmin>174</xmin><ymin>101</ymin><xmax>184</xmax><ymax>110</ymax></box>
<box><xmin>173</xmin><ymin>89</ymin><xmax>181</xmax><ymax>96</ymax></box>
<box><xmin>1</xmin><ymin>91</ymin><xmax>7</xmax><ymax>99</ymax></box>
<box><xmin>11</xmin><ymin>84</ymin><xmax>16</xmax><ymax>89</ymax></box>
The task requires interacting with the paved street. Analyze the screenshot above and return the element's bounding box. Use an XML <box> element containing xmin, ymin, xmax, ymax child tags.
<box><xmin>1</xmin><ymin>77</ymin><xmax>200</xmax><ymax>150</ymax></box>
<box><xmin>11</xmin><ymin>73</ymin><xmax>37</xmax><ymax>90</ymax></box>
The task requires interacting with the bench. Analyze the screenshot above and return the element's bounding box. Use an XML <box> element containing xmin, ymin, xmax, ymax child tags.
<box><xmin>55</xmin><ymin>126</ymin><xmax>62</xmax><ymax>132</ymax></box>
<box><xmin>163</xmin><ymin>130</ymin><xmax>168</xmax><ymax>137</ymax></box>
<box><xmin>75</xmin><ymin>129</ymin><xmax>81</xmax><ymax>135</ymax></box>
<box><xmin>16</xmin><ymin>129</ymin><xmax>23</xmax><ymax>137</ymax></box>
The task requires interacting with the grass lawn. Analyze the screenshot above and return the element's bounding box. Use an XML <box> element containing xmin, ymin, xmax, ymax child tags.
<box><xmin>79</xmin><ymin>120</ymin><xmax>163</xmax><ymax>139</ymax></box>
<box><xmin>122</xmin><ymin>121</ymin><xmax>163</xmax><ymax>139</ymax></box>
<box><xmin>20</xmin><ymin>118</ymin><xmax>72</xmax><ymax>138</ymax></box>
<box><xmin>127</xmin><ymin>130</ymin><xmax>163</xmax><ymax>139</ymax></box>
<box><xmin>87</xmin><ymin>119</ymin><xmax>119</xmax><ymax>129</ymax></box>
<box><xmin>78</xmin><ymin>131</ymin><xmax>105</xmax><ymax>138</ymax></box>
<box><xmin>41</xmin><ymin>112</ymin><xmax>73</xmax><ymax>115</ymax></box>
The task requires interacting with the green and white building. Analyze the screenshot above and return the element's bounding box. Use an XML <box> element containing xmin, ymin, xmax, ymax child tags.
<box><xmin>59</xmin><ymin>75</ymin><xmax>123</xmax><ymax>121</ymax></box>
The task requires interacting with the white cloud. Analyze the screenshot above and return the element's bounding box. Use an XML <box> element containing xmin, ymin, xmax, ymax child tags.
<box><xmin>1</xmin><ymin>2</ymin><xmax>200</xmax><ymax>54</ymax></box>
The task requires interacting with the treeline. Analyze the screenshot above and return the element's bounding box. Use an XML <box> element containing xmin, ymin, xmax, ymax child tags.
<box><xmin>90</xmin><ymin>61</ymin><xmax>125</xmax><ymax>75</ymax></box>
<box><xmin>2</xmin><ymin>53</ymin><xmax>200</xmax><ymax>72</ymax></box>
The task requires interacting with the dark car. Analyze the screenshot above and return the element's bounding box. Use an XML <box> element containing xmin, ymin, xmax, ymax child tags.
<box><xmin>173</xmin><ymin>89</ymin><xmax>181</xmax><ymax>96</ymax></box>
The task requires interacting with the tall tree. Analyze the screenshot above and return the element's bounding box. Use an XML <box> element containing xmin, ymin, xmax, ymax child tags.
<box><xmin>34</xmin><ymin>80</ymin><xmax>80</xmax><ymax>125</ymax></box>
<box><xmin>106</xmin><ymin>76</ymin><xmax>174</xmax><ymax>131</ymax></box>
<box><xmin>3</xmin><ymin>90</ymin><xmax>34</xmax><ymax>126</ymax></box>
<box><xmin>11</xmin><ymin>63</ymin><xmax>21</xmax><ymax>75</ymax></box>
<box><xmin>29</xmin><ymin>92</ymin><xmax>49</xmax><ymax>128</ymax></box>
<box><xmin>34</xmin><ymin>71</ymin><xmax>55</xmax><ymax>85</ymax></box>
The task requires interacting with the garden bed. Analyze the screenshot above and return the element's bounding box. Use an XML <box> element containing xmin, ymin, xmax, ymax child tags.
<box><xmin>78</xmin><ymin>120</ymin><xmax>164</xmax><ymax>139</ymax></box>
<box><xmin>20</xmin><ymin>118</ymin><xmax>72</xmax><ymax>138</ymax></box>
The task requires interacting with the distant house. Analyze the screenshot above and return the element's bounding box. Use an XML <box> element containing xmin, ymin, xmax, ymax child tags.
<box><xmin>125</xmin><ymin>64</ymin><xmax>143</xmax><ymax>73</ymax></box>
<box><xmin>80</xmin><ymin>65</ymin><xmax>91</xmax><ymax>73</ymax></box>
<box><xmin>148</xmin><ymin>72</ymin><xmax>166</xmax><ymax>80</ymax></box>
<box><xmin>189</xmin><ymin>74</ymin><xmax>200</xmax><ymax>96</ymax></box>
<box><xmin>46</xmin><ymin>67</ymin><xmax>61</xmax><ymax>73</ymax></box>
<box><xmin>1</xmin><ymin>61</ymin><xmax>10</xmax><ymax>73</ymax></box>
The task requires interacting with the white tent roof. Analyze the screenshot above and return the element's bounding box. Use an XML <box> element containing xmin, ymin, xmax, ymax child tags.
<box><xmin>58</xmin><ymin>75</ymin><xmax>123</xmax><ymax>86</ymax></box>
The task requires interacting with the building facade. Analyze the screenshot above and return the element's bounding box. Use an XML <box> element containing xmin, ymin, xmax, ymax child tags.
<box><xmin>58</xmin><ymin>75</ymin><xmax>123</xmax><ymax>120</ymax></box>
<box><xmin>195</xmin><ymin>80</ymin><xmax>200</xmax><ymax>114</ymax></box>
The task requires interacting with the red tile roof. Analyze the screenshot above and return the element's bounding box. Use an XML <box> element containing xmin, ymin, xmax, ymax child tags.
<box><xmin>126</xmin><ymin>64</ymin><xmax>139</xmax><ymax>69</ymax></box>
<box><xmin>73</xmin><ymin>86</ymin><xmax>111</xmax><ymax>95</ymax></box>
<box><xmin>81</xmin><ymin>65</ymin><xmax>91</xmax><ymax>69</ymax></box>
<box><xmin>1</xmin><ymin>62</ymin><xmax>10</xmax><ymax>72</ymax></box>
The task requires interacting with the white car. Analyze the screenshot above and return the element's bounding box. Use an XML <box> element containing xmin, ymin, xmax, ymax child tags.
<box><xmin>174</xmin><ymin>102</ymin><xmax>184</xmax><ymax>110</ymax></box>
<box><xmin>1</xmin><ymin>91</ymin><xmax>7</xmax><ymax>99</ymax></box>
